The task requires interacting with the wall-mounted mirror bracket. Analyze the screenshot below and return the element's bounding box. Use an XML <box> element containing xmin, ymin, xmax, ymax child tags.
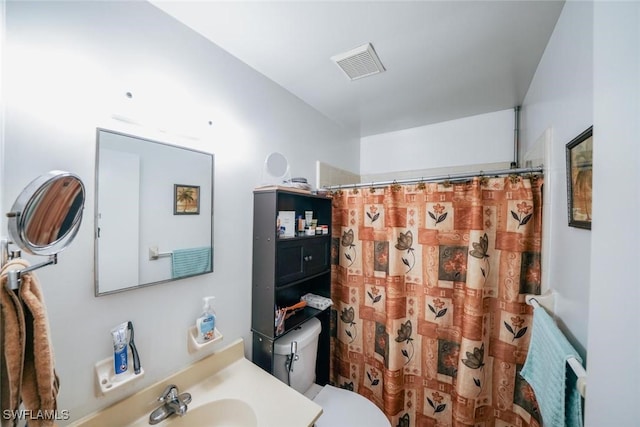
<box><xmin>3</xmin><ymin>238</ymin><xmax>28</xmax><ymax>289</ymax></box>
<box><xmin>1</xmin><ymin>243</ymin><xmax>57</xmax><ymax>290</ymax></box>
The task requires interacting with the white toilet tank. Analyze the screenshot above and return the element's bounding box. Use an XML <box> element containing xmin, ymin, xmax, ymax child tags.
<box><xmin>273</xmin><ymin>317</ymin><xmax>322</xmax><ymax>394</ymax></box>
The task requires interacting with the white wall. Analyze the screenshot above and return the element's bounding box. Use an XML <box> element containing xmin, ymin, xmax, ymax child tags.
<box><xmin>360</xmin><ymin>109</ymin><xmax>515</xmax><ymax>177</ymax></box>
<box><xmin>520</xmin><ymin>0</ymin><xmax>593</xmax><ymax>355</ymax></box>
<box><xmin>2</xmin><ymin>1</ymin><xmax>358</xmax><ymax>423</ymax></box>
<box><xmin>587</xmin><ymin>2</ymin><xmax>639</xmax><ymax>425</ymax></box>
<box><xmin>522</xmin><ymin>1</ymin><xmax>640</xmax><ymax>424</ymax></box>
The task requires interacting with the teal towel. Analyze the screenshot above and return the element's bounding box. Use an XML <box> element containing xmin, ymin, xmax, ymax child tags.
<box><xmin>171</xmin><ymin>247</ymin><xmax>212</xmax><ymax>279</ymax></box>
<box><xmin>521</xmin><ymin>306</ymin><xmax>583</xmax><ymax>427</ymax></box>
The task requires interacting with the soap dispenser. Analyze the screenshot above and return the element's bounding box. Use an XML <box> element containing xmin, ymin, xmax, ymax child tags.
<box><xmin>196</xmin><ymin>296</ymin><xmax>216</xmax><ymax>343</ymax></box>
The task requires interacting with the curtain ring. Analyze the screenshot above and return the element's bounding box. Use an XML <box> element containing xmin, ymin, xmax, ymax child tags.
<box><xmin>478</xmin><ymin>171</ymin><xmax>489</xmax><ymax>187</ymax></box>
<box><xmin>416</xmin><ymin>177</ymin><xmax>426</xmax><ymax>190</ymax></box>
<box><xmin>370</xmin><ymin>182</ymin><xmax>376</xmax><ymax>194</ymax></box>
<box><xmin>443</xmin><ymin>175</ymin><xmax>452</xmax><ymax>188</ymax></box>
<box><xmin>390</xmin><ymin>180</ymin><xmax>401</xmax><ymax>192</ymax></box>
<box><xmin>527</xmin><ymin>173</ymin><xmax>540</xmax><ymax>184</ymax></box>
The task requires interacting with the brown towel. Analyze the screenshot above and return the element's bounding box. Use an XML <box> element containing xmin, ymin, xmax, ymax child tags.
<box><xmin>1</xmin><ymin>259</ymin><xmax>27</xmax><ymax>426</ymax></box>
<box><xmin>0</xmin><ymin>259</ymin><xmax>59</xmax><ymax>427</ymax></box>
<box><xmin>19</xmin><ymin>269</ymin><xmax>59</xmax><ymax>427</ymax></box>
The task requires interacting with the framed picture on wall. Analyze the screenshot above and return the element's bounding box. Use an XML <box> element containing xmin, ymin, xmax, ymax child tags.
<box><xmin>566</xmin><ymin>126</ymin><xmax>593</xmax><ymax>229</ymax></box>
<box><xmin>174</xmin><ymin>184</ymin><xmax>200</xmax><ymax>215</ymax></box>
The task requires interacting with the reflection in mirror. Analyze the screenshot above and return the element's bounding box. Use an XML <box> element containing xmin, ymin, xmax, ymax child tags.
<box><xmin>8</xmin><ymin>171</ymin><xmax>85</xmax><ymax>256</ymax></box>
<box><xmin>95</xmin><ymin>129</ymin><xmax>214</xmax><ymax>296</ymax></box>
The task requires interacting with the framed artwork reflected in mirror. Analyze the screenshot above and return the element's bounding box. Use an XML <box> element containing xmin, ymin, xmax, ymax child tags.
<box><xmin>174</xmin><ymin>184</ymin><xmax>200</xmax><ymax>215</ymax></box>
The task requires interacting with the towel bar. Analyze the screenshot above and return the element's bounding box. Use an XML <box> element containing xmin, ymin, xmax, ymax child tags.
<box><xmin>567</xmin><ymin>357</ymin><xmax>587</xmax><ymax>398</ymax></box>
<box><xmin>525</xmin><ymin>291</ymin><xmax>555</xmax><ymax>313</ymax></box>
<box><xmin>149</xmin><ymin>246</ymin><xmax>173</xmax><ymax>260</ymax></box>
<box><xmin>526</xmin><ymin>294</ymin><xmax>587</xmax><ymax>398</ymax></box>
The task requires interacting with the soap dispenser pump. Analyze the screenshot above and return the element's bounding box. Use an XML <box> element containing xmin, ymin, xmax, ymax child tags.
<box><xmin>196</xmin><ymin>296</ymin><xmax>216</xmax><ymax>343</ymax></box>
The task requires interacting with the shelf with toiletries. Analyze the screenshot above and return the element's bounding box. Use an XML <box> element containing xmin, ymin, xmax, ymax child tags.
<box><xmin>274</xmin><ymin>273</ymin><xmax>331</xmax><ymax>334</ymax></box>
<box><xmin>187</xmin><ymin>326</ymin><xmax>223</xmax><ymax>353</ymax></box>
<box><xmin>95</xmin><ymin>321</ymin><xmax>144</xmax><ymax>396</ymax></box>
<box><xmin>251</xmin><ymin>188</ymin><xmax>332</xmax><ymax>385</ymax></box>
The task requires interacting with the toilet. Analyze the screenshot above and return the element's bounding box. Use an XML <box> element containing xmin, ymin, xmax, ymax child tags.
<box><xmin>273</xmin><ymin>318</ymin><xmax>391</xmax><ymax>427</ymax></box>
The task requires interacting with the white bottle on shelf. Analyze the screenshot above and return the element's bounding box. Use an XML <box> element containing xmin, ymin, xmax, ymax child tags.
<box><xmin>196</xmin><ymin>296</ymin><xmax>216</xmax><ymax>344</ymax></box>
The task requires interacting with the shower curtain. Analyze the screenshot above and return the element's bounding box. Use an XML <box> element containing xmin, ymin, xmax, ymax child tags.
<box><xmin>330</xmin><ymin>175</ymin><xmax>543</xmax><ymax>427</ymax></box>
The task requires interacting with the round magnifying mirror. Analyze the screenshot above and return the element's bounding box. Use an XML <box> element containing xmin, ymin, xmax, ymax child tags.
<box><xmin>262</xmin><ymin>152</ymin><xmax>291</xmax><ymax>185</ymax></box>
<box><xmin>8</xmin><ymin>170</ymin><xmax>85</xmax><ymax>256</ymax></box>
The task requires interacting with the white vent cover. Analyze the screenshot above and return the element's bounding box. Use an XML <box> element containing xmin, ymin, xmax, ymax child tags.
<box><xmin>331</xmin><ymin>43</ymin><xmax>386</xmax><ymax>81</ymax></box>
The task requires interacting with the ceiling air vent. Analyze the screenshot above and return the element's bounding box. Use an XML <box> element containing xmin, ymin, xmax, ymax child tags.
<box><xmin>331</xmin><ymin>43</ymin><xmax>386</xmax><ymax>81</ymax></box>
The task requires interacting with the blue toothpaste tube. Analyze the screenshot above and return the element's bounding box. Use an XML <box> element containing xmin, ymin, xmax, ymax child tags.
<box><xmin>111</xmin><ymin>322</ymin><xmax>129</xmax><ymax>377</ymax></box>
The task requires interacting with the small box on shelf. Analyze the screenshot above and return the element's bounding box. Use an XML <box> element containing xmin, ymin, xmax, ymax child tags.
<box><xmin>277</xmin><ymin>211</ymin><xmax>296</xmax><ymax>238</ymax></box>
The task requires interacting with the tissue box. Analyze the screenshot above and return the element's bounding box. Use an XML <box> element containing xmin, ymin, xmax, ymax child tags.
<box><xmin>301</xmin><ymin>293</ymin><xmax>333</xmax><ymax>310</ymax></box>
<box><xmin>277</xmin><ymin>211</ymin><xmax>295</xmax><ymax>238</ymax></box>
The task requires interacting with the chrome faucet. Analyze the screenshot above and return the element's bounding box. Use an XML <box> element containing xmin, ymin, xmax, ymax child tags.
<box><xmin>149</xmin><ymin>384</ymin><xmax>192</xmax><ymax>425</ymax></box>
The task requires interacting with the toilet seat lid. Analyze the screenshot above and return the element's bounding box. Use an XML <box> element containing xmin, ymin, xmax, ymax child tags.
<box><xmin>313</xmin><ymin>385</ymin><xmax>391</xmax><ymax>427</ymax></box>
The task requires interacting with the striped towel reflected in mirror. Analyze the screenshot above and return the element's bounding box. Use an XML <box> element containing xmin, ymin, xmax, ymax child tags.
<box><xmin>171</xmin><ymin>247</ymin><xmax>212</xmax><ymax>279</ymax></box>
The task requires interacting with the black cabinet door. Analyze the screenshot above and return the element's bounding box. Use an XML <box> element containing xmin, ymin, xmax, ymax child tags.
<box><xmin>276</xmin><ymin>240</ymin><xmax>305</xmax><ymax>284</ymax></box>
<box><xmin>303</xmin><ymin>238</ymin><xmax>329</xmax><ymax>277</ymax></box>
<box><xmin>276</xmin><ymin>237</ymin><xmax>330</xmax><ymax>285</ymax></box>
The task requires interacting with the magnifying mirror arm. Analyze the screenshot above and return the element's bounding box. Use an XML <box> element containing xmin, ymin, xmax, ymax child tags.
<box><xmin>3</xmin><ymin>248</ymin><xmax>57</xmax><ymax>290</ymax></box>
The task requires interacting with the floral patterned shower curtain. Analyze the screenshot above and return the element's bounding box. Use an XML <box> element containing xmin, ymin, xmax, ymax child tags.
<box><xmin>330</xmin><ymin>175</ymin><xmax>543</xmax><ymax>427</ymax></box>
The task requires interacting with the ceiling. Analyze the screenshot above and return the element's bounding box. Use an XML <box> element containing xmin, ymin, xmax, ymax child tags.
<box><xmin>152</xmin><ymin>1</ymin><xmax>565</xmax><ymax>138</ymax></box>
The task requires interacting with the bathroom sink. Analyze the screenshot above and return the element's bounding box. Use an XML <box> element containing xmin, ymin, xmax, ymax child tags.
<box><xmin>166</xmin><ymin>399</ymin><xmax>257</xmax><ymax>427</ymax></box>
<box><xmin>72</xmin><ymin>339</ymin><xmax>321</xmax><ymax>427</ymax></box>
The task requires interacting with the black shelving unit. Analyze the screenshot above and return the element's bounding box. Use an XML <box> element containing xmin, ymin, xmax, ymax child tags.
<box><xmin>251</xmin><ymin>188</ymin><xmax>332</xmax><ymax>385</ymax></box>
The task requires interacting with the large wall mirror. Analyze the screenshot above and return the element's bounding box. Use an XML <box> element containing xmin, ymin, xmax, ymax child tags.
<box><xmin>95</xmin><ymin>128</ymin><xmax>214</xmax><ymax>296</ymax></box>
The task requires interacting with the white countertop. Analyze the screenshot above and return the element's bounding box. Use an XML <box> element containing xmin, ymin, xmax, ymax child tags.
<box><xmin>72</xmin><ymin>338</ymin><xmax>322</xmax><ymax>427</ymax></box>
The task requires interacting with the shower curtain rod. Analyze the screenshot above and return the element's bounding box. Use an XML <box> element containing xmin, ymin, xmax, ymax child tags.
<box><xmin>323</xmin><ymin>165</ymin><xmax>543</xmax><ymax>190</ymax></box>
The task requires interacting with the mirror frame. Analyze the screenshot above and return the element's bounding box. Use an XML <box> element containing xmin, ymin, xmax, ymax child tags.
<box><xmin>94</xmin><ymin>128</ymin><xmax>214</xmax><ymax>296</ymax></box>
<box><xmin>8</xmin><ymin>170</ymin><xmax>85</xmax><ymax>256</ymax></box>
